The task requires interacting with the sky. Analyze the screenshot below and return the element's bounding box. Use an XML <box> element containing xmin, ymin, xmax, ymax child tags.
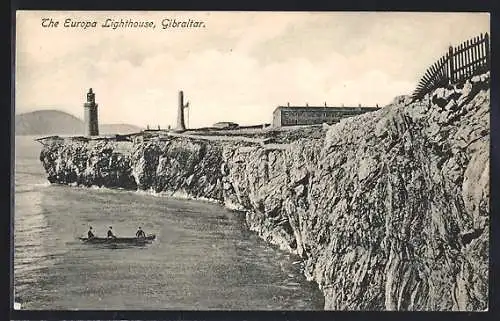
<box><xmin>15</xmin><ymin>11</ymin><xmax>489</xmax><ymax>128</ymax></box>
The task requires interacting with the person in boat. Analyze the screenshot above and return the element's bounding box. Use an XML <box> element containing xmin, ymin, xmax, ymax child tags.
<box><xmin>136</xmin><ymin>227</ymin><xmax>146</xmax><ymax>238</ymax></box>
<box><xmin>107</xmin><ymin>226</ymin><xmax>116</xmax><ymax>239</ymax></box>
<box><xmin>88</xmin><ymin>226</ymin><xmax>95</xmax><ymax>239</ymax></box>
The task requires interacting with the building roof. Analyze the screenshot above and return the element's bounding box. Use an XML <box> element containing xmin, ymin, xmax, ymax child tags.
<box><xmin>213</xmin><ymin>121</ymin><xmax>239</xmax><ymax>126</ymax></box>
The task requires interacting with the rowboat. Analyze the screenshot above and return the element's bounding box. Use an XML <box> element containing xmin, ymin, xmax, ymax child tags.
<box><xmin>78</xmin><ymin>234</ymin><xmax>156</xmax><ymax>244</ymax></box>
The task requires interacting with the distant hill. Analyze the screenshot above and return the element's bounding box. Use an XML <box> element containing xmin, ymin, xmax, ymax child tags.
<box><xmin>15</xmin><ymin>110</ymin><xmax>143</xmax><ymax>136</ymax></box>
<box><xmin>99</xmin><ymin>124</ymin><xmax>144</xmax><ymax>135</ymax></box>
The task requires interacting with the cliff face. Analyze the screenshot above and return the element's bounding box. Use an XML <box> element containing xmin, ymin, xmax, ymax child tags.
<box><xmin>38</xmin><ymin>73</ymin><xmax>489</xmax><ymax>311</ymax></box>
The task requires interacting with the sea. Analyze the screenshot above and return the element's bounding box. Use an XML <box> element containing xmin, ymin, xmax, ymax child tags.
<box><xmin>13</xmin><ymin>136</ymin><xmax>324</xmax><ymax>310</ymax></box>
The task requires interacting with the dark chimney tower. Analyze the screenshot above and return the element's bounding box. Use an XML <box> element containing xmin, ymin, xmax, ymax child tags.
<box><xmin>84</xmin><ymin>88</ymin><xmax>99</xmax><ymax>136</ymax></box>
<box><xmin>176</xmin><ymin>90</ymin><xmax>186</xmax><ymax>131</ymax></box>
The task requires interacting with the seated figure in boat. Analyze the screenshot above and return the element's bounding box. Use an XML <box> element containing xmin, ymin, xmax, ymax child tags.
<box><xmin>107</xmin><ymin>226</ymin><xmax>116</xmax><ymax>238</ymax></box>
<box><xmin>88</xmin><ymin>226</ymin><xmax>95</xmax><ymax>239</ymax></box>
<box><xmin>136</xmin><ymin>227</ymin><xmax>146</xmax><ymax>238</ymax></box>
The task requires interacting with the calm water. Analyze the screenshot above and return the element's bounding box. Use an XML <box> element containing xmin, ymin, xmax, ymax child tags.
<box><xmin>13</xmin><ymin>136</ymin><xmax>324</xmax><ymax>310</ymax></box>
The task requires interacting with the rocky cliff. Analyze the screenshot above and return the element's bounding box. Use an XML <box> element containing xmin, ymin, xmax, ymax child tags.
<box><xmin>38</xmin><ymin>72</ymin><xmax>490</xmax><ymax>311</ymax></box>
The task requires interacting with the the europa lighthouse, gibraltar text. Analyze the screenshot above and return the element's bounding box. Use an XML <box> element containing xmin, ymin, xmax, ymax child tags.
<box><xmin>41</xmin><ymin>17</ymin><xmax>205</xmax><ymax>30</ymax></box>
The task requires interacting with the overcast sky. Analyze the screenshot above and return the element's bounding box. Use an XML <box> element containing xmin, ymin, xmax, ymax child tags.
<box><xmin>15</xmin><ymin>11</ymin><xmax>489</xmax><ymax>128</ymax></box>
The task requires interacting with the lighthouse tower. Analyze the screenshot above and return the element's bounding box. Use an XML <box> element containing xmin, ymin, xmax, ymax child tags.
<box><xmin>83</xmin><ymin>88</ymin><xmax>99</xmax><ymax>136</ymax></box>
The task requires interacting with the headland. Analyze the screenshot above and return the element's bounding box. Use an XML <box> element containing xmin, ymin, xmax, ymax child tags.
<box><xmin>36</xmin><ymin>72</ymin><xmax>490</xmax><ymax>310</ymax></box>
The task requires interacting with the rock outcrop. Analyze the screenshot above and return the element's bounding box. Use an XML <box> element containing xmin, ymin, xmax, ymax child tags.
<box><xmin>38</xmin><ymin>73</ymin><xmax>490</xmax><ymax>311</ymax></box>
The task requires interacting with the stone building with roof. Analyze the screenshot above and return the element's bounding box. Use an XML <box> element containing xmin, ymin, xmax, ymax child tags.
<box><xmin>272</xmin><ymin>104</ymin><xmax>380</xmax><ymax>127</ymax></box>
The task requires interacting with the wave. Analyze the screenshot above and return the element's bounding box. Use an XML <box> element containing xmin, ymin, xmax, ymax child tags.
<box><xmin>52</xmin><ymin>183</ymin><xmax>224</xmax><ymax>205</ymax></box>
<box><xmin>61</xmin><ymin>183</ymin><xmax>126</xmax><ymax>192</ymax></box>
<box><xmin>135</xmin><ymin>188</ymin><xmax>222</xmax><ymax>204</ymax></box>
<box><xmin>15</xmin><ymin>170</ymin><xmax>41</xmax><ymax>176</ymax></box>
<box><xmin>15</xmin><ymin>182</ymin><xmax>51</xmax><ymax>194</ymax></box>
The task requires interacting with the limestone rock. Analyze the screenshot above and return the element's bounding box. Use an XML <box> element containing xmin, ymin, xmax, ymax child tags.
<box><xmin>38</xmin><ymin>72</ymin><xmax>490</xmax><ymax>311</ymax></box>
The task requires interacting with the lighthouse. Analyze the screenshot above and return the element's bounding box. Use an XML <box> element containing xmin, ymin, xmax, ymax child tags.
<box><xmin>83</xmin><ymin>88</ymin><xmax>99</xmax><ymax>136</ymax></box>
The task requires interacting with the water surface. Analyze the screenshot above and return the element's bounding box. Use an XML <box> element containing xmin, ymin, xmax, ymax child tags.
<box><xmin>14</xmin><ymin>136</ymin><xmax>324</xmax><ymax>310</ymax></box>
